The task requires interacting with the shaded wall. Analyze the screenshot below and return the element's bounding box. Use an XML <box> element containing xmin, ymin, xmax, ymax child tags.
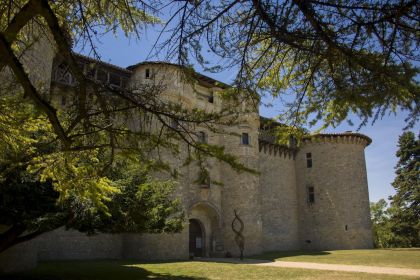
<box><xmin>259</xmin><ymin>149</ymin><xmax>299</xmax><ymax>251</ymax></box>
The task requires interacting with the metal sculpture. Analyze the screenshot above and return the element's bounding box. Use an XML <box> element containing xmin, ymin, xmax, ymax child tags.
<box><xmin>231</xmin><ymin>209</ymin><xmax>245</xmax><ymax>260</ymax></box>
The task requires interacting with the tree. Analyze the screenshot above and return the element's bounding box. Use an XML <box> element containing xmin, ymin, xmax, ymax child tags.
<box><xmin>389</xmin><ymin>131</ymin><xmax>420</xmax><ymax>247</ymax></box>
<box><xmin>0</xmin><ymin>0</ymin><xmax>252</xmax><ymax>252</ymax></box>
<box><xmin>1</xmin><ymin>0</ymin><xmax>419</xmax><ymax>252</ymax></box>
<box><xmin>0</xmin><ymin>158</ymin><xmax>184</xmax><ymax>253</ymax></box>
<box><xmin>370</xmin><ymin>199</ymin><xmax>395</xmax><ymax>248</ymax></box>
<box><xmin>0</xmin><ymin>93</ymin><xmax>185</xmax><ymax>252</ymax></box>
<box><xmin>160</xmin><ymin>0</ymin><xmax>419</xmax><ymax>133</ymax></box>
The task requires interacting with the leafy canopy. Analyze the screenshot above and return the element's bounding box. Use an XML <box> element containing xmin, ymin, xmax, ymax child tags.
<box><xmin>159</xmin><ymin>0</ymin><xmax>419</xmax><ymax>132</ymax></box>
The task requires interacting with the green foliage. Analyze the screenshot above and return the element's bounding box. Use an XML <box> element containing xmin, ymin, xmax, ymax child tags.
<box><xmin>0</xmin><ymin>166</ymin><xmax>63</xmax><ymax>235</ymax></box>
<box><xmin>62</xmin><ymin>161</ymin><xmax>184</xmax><ymax>235</ymax></box>
<box><xmin>370</xmin><ymin>131</ymin><xmax>420</xmax><ymax>248</ymax></box>
<box><xmin>163</xmin><ymin>0</ymin><xmax>419</xmax><ymax>131</ymax></box>
<box><xmin>0</xmin><ymin>94</ymin><xmax>183</xmax><ymax>251</ymax></box>
<box><xmin>0</xmin><ymin>155</ymin><xmax>184</xmax><ymax>251</ymax></box>
<box><xmin>370</xmin><ymin>200</ymin><xmax>396</xmax><ymax>248</ymax></box>
<box><xmin>389</xmin><ymin>131</ymin><xmax>420</xmax><ymax>247</ymax></box>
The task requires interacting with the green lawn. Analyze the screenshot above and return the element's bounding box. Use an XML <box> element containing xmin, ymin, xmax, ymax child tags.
<box><xmin>251</xmin><ymin>248</ymin><xmax>420</xmax><ymax>269</ymax></box>
<box><xmin>3</xmin><ymin>259</ymin><xmax>418</xmax><ymax>280</ymax></box>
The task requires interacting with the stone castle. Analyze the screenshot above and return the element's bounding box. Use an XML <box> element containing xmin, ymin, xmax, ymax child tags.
<box><xmin>0</xmin><ymin>35</ymin><xmax>373</xmax><ymax>272</ymax></box>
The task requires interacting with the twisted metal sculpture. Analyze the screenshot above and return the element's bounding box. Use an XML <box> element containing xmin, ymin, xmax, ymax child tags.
<box><xmin>231</xmin><ymin>209</ymin><xmax>245</xmax><ymax>260</ymax></box>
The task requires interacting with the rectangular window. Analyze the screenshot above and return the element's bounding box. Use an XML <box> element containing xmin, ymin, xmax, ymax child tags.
<box><xmin>198</xmin><ymin>131</ymin><xmax>207</xmax><ymax>143</ymax></box>
<box><xmin>109</xmin><ymin>72</ymin><xmax>121</xmax><ymax>87</ymax></box>
<box><xmin>208</xmin><ymin>92</ymin><xmax>214</xmax><ymax>103</ymax></box>
<box><xmin>145</xmin><ymin>68</ymin><xmax>150</xmax><ymax>79</ymax></box>
<box><xmin>96</xmin><ymin>68</ymin><xmax>108</xmax><ymax>83</ymax></box>
<box><xmin>200</xmin><ymin>176</ymin><xmax>210</xmax><ymax>188</ymax></box>
<box><xmin>306</xmin><ymin>152</ymin><xmax>312</xmax><ymax>168</ymax></box>
<box><xmin>307</xmin><ymin>186</ymin><xmax>315</xmax><ymax>203</ymax></box>
<box><xmin>85</xmin><ymin>65</ymin><xmax>96</xmax><ymax>79</ymax></box>
<box><xmin>241</xmin><ymin>133</ymin><xmax>250</xmax><ymax>145</ymax></box>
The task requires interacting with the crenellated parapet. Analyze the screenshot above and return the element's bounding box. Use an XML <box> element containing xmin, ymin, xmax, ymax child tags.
<box><xmin>301</xmin><ymin>132</ymin><xmax>372</xmax><ymax>147</ymax></box>
<box><xmin>258</xmin><ymin>139</ymin><xmax>297</xmax><ymax>158</ymax></box>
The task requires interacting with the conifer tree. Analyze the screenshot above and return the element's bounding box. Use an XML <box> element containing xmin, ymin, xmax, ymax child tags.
<box><xmin>389</xmin><ymin>131</ymin><xmax>420</xmax><ymax>247</ymax></box>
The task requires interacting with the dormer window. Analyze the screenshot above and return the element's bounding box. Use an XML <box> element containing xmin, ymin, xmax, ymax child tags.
<box><xmin>145</xmin><ymin>68</ymin><xmax>150</xmax><ymax>79</ymax></box>
<box><xmin>241</xmin><ymin>133</ymin><xmax>249</xmax><ymax>145</ymax></box>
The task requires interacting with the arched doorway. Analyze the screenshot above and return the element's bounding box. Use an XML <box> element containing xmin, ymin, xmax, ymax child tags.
<box><xmin>189</xmin><ymin>219</ymin><xmax>204</xmax><ymax>257</ymax></box>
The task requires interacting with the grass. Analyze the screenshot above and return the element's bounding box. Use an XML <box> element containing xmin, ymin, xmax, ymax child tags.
<box><xmin>1</xmin><ymin>259</ymin><xmax>418</xmax><ymax>280</ymax></box>
<box><xmin>251</xmin><ymin>248</ymin><xmax>420</xmax><ymax>269</ymax></box>
<box><xmin>2</xmin><ymin>249</ymin><xmax>419</xmax><ymax>280</ymax></box>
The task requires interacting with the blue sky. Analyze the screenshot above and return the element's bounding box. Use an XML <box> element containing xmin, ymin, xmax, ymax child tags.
<box><xmin>77</xmin><ymin>29</ymin><xmax>419</xmax><ymax>204</ymax></box>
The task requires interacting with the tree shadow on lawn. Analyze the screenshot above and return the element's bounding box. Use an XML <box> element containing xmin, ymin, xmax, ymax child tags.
<box><xmin>250</xmin><ymin>250</ymin><xmax>331</xmax><ymax>261</ymax></box>
<box><xmin>1</xmin><ymin>260</ymin><xmax>209</xmax><ymax>280</ymax></box>
<box><xmin>194</xmin><ymin>250</ymin><xmax>331</xmax><ymax>265</ymax></box>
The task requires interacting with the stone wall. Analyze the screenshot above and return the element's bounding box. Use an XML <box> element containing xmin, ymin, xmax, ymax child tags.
<box><xmin>295</xmin><ymin>135</ymin><xmax>373</xmax><ymax>250</ymax></box>
<box><xmin>33</xmin><ymin>228</ymin><xmax>188</xmax><ymax>262</ymax></box>
<box><xmin>259</xmin><ymin>148</ymin><xmax>299</xmax><ymax>251</ymax></box>
<box><xmin>0</xmin><ymin>239</ymin><xmax>38</xmax><ymax>274</ymax></box>
<box><xmin>219</xmin><ymin>113</ymin><xmax>263</xmax><ymax>257</ymax></box>
<box><xmin>36</xmin><ymin>228</ymin><xmax>123</xmax><ymax>260</ymax></box>
<box><xmin>122</xmin><ymin>230</ymin><xmax>188</xmax><ymax>260</ymax></box>
<box><xmin>19</xmin><ymin>23</ymin><xmax>56</xmax><ymax>95</ymax></box>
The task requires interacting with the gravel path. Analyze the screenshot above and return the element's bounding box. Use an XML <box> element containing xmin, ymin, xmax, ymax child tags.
<box><xmin>200</xmin><ymin>258</ymin><xmax>420</xmax><ymax>277</ymax></box>
<box><xmin>255</xmin><ymin>260</ymin><xmax>420</xmax><ymax>277</ymax></box>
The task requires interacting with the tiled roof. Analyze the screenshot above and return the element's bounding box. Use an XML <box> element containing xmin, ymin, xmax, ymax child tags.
<box><xmin>73</xmin><ymin>53</ymin><xmax>132</xmax><ymax>74</ymax></box>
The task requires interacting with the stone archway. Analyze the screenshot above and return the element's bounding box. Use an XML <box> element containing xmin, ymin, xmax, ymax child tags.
<box><xmin>188</xmin><ymin>201</ymin><xmax>223</xmax><ymax>257</ymax></box>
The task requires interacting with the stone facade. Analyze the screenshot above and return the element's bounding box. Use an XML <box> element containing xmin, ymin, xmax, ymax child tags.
<box><xmin>0</xmin><ymin>43</ymin><xmax>374</xmax><ymax>272</ymax></box>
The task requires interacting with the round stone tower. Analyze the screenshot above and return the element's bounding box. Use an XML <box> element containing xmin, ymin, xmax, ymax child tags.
<box><xmin>295</xmin><ymin>133</ymin><xmax>373</xmax><ymax>250</ymax></box>
<box><xmin>219</xmin><ymin>107</ymin><xmax>262</xmax><ymax>257</ymax></box>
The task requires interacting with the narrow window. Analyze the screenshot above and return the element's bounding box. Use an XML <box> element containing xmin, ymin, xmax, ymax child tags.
<box><xmin>198</xmin><ymin>169</ymin><xmax>210</xmax><ymax>188</ymax></box>
<box><xmin>289</xmin><ymin>136</ymin><xmax>297</xmax><ymax>148</ymax></box>
<box><xmin>145</xmin><ymin>68</ymin><xmax>150</xmax><ymax>79</ymax></box>
<box><xmin>198</xmin><ymin>131</ymin><xmax>207</xmax><ymax>143</ymax></box>
<box><xmin>201</xmin><ymin>175</ymin><xmax>210</xmax><ymax>188</ymax></box>
<box><xmin>307</xmin><ymin>186</ymin><xmax>315</xmax><ymax>203</ymax></box>
<box><xmin>241</xmin><ymin>133</ymin><xmax>250</xmax><ymax>145</ymax></box>
<box><xmin>208</xmin><ymin>92</ymin><xmax>214</xmax><ymax>103</ymax></box>
<box><xmin>306</xmin><ymin>152</ymin><xmax>312</xmax><ymax>168</ymax></box>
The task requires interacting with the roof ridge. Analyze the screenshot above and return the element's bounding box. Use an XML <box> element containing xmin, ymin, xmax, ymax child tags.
<box><xmin>73</xmin><ymin>52</ymin><xmax>132</xmax><ymax>73</ymax></box>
